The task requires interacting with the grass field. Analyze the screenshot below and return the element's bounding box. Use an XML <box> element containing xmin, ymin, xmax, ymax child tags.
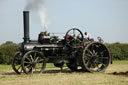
<box><xmin>0</xmin><ymin>61</ymin><xmax>128</xmax><ymax>85</ymax></box>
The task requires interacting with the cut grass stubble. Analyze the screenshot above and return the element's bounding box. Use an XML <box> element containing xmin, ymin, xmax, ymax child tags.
<box><xmin>0</xmin><ymin>60</ymin><xmax>128</xmax><ymax>85</ymax></box>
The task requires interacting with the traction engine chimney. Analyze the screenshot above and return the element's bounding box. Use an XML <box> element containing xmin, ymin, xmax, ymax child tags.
<box><xmin>23</xmin><ymin>11</ymin><xmax>30</xmax><ymax>43</ymax></box>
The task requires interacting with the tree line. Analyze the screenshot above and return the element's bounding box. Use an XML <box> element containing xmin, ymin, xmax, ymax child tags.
<box><xmin>0</xmin><ymin>41</ymin><xmax>128</xmax><ymax>64</ymax></box>
<box><xmin>106</xmin><ymin>43</ymin><xmax>128</xmax><ymax>60</ymax></box>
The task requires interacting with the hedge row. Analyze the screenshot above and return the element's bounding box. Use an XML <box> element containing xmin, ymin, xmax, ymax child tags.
<box><xmin>106</xmin><ymin>43</ymin><xmax>128</xmax><ymax>60</ymax></box>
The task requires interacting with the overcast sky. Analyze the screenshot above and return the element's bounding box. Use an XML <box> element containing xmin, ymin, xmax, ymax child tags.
<box><xmin>0</xmin><ymin>0</ymin><xmax>128</xmax><ymax>44</ymax></box>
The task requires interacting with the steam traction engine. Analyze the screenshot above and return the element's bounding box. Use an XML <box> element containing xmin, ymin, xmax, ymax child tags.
<box><xmin>12</xmin><ymin>11</ymin><xmax>111</xmax><ymax>74</ymax></box>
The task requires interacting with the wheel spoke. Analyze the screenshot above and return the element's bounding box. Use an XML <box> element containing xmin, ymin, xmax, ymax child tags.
<box><xmin>67</xmin><ymin>38</ymin><xmax>74</xmax><ymax>44</ymax></box>
<box><xmin>25</xmin><ymin>64</ymin><xmax>31</xmax><ymax>68</ymax></box>
<box><xmin>30</xmin><ymin>55</ymin><xmax>34</xmax><ymax>62</ymax></box>
<box><xmin>37</xmin><ymin>59</ymin><xmax>44</xmax><ymax>63</ymax></box>
<box><xmin>100</xmin><ymin>49</ymin><xmax>107</xmax><ymax>55</ymax></box>
<box><xmin>84</xmin><ymin>55</ymin><xmax>91</xmax><ymax>61</ymax></box>
<box><xmin>17</xmin><ymin>65</ymin><xmax>22</xmax><ymax>71</ymax></box>
<box><xmin>24</xmin><ymin>61</ymin><xmax>32</xmax><ymax>64</ymax></box>
<box><xmin>95</xmin><ymin>54</ymin><xmax>109</xmax><ymax>60</ymax></box>
<box><xmin>33</xmin><ymin>53</ymin><xmax>37</xmax><ymax>60</ymax></box>
<box><xmin>35</xmin><ymin>57</ymin><xmax>39</xmax><ymax>62</ymax></box>
<box><xmin>98</xmin><ymin>57</ymin><xmax>109</xmax><ymax>59</ymax></box>
<box><xmin>70</xmin><ymin>38</ymin><xmax>75</xmax><ymax>42</ymax></box>
<box><xmin>92</xmin><ymin>50</ymin><xmax>98</xmax><ymax>56</ymax></box>
<box><xmin>73</xmin><ymin>29</ymin><xmax>75</xmax><ymax>37</ymax></box>
<box><xmin>85</xmin><ymin>54</ymin><xmax>92</xmax><ymax>57</ymax></box>
<box><xmin>86</xmin><ymin>49</ymin><xmax>93</xmax><ymax>55</ymax></box>
<box><xmin>26</xmin><ymin>57</ymin><xmax>32</xmax><ymax>62</ymax></box>
<box><xmin>76</xmin><ymin>38</ymin><xmax>82</xmax><ymax>43</ymax></box>
<box><xmin>95</xmin><ymin>61</ymin><xmax>106</xmax><ymax>67</ymax></box>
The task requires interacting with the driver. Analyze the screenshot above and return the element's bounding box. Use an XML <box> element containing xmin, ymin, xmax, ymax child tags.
<box><xmin>84</xmin><ymin>32</ymin><xmax>94</xmax><ymax>41</ymax></box>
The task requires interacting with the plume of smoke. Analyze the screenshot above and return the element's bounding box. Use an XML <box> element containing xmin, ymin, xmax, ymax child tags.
<box><xmin>25</xmin><ymin>0</ymin><xmax>49</xmax><ymax>31</ymax></box>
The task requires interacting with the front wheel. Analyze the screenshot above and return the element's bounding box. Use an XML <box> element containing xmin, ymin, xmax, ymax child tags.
<box><xmin>22</xmin><ymin>51</ymin><xmax>46</xmax><ymax>74</ymax></box>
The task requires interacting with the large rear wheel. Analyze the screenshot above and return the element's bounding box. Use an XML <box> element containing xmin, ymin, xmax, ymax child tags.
<box><xmin>81</xmin><ymin>42</ymin><xmax>111</xmax><ymax>72</ymax></box>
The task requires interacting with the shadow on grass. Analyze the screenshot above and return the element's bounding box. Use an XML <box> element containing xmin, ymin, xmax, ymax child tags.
<box><xmin>43</xmin><ymin>69</ymin><xmax>72</xmax><ymax>74</ymax></box>
<box><xmin>109</xmin><ymin>71</ymin><xmax>128</xmax><ymax>77</ymax></box>
<box><xmin>43</xmin><ymin>68</ymin><xmax>88</xmax><ymax>74</ymax></box>
<box><xmin>0</xmin><ymin>72</ymin><xmax>18</xmax><ymax>75</ymax></box>
<box><xmin>1</xmin><ymin>68</ymin><xmax>89</xmax><ymax>75</ymax></box>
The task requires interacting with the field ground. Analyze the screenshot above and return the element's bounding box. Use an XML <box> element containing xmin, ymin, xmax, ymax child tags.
<box><xmin>0</xmin><ymin>61</ymin><xmax>128</xmax><ymax>85</ymax></box>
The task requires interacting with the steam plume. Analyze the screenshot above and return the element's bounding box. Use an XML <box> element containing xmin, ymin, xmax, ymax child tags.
<box><xmin>25</xmin><ymin>0</ymin><xmax>49</xmax><ymax>31</ymax></box>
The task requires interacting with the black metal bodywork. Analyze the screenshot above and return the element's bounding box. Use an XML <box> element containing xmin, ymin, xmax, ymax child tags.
<box><xmin>12</xmin><ymin>11</ymin><xmax>111</xmax><ymax>74</ymax></box>
<box><xmin>22</xmin><ymin>11</ymin><xmax>67</xmax><ymax>62</ymax></box>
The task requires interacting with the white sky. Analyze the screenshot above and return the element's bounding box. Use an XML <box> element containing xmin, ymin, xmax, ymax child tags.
<box><xmin>0</xmin><ymin>0</ymin><xmax>128</xmax><ymax>44</ymax></box>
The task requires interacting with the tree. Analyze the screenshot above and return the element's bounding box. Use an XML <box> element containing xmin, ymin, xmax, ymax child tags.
<box><xmin>108</xmin><ymin>43</ymin><xmax>128</xmax><ymax>60</ymax></box>
<box><xmin>0</xmin><ymin>41</ymin><xmax>19</xmax><ymax>64</ymax></box>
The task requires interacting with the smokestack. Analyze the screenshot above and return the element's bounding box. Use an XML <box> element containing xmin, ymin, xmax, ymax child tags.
<box><xmin>23</xmin><ymin>11</ymin><xmax>30</xmax><ymax>43</ymax></box>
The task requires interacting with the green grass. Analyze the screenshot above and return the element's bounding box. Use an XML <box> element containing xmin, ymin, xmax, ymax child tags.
<box><xmin>0</xmin><ymin>63</ymin><xmax>54</xmax><ymax>71</ymax></box>
<box><xmin>0</xmin><ymin>60</ymin><xmax>127</xmax><ymax>71</ymax></box>
<box><xmin>0</xmin><ymin>63</ymin><xmax>67</xmax><ymax>71</ymax></box>
<box><xmin>0</xmin><ymin>65</ymin><xmax>12</xmax><ymax>71</ymax></box>
<box><xmin>0</xmin><ymin>60</ymin><xmax>128</xmax><ymax>85</ymax></box>
<box><xmin>112</xmin><ymin>60</ymin><xmax>128</xmax><ymax>64</ymax></box>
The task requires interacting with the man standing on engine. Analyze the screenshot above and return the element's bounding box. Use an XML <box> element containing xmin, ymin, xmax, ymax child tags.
<box><xmin>84</xmin><ymin>32</ymin><xmax>94</xmax><ymax>41</ymax></box>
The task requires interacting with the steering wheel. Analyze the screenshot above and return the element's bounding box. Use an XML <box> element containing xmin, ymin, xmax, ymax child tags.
<box><xmin>65</xmin><ymin>28</ymin><xmax>84</xmax><ymax>48</ymax></box>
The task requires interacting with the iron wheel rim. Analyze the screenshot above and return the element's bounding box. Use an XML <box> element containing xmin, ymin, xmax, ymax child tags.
<box><xmin>82</xmin><ymin>42</ymin><xmax>110</xmax><ymax>72</ymax></box>
<box><xmin>12</xmin><ymin>52</ymin><xmax>23</xmax><ymax>74</ymax></box>
<box><xmin>22</xmin><ymin>51</ymin><xmax>46</xmax><ymax>74</ymax></box>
